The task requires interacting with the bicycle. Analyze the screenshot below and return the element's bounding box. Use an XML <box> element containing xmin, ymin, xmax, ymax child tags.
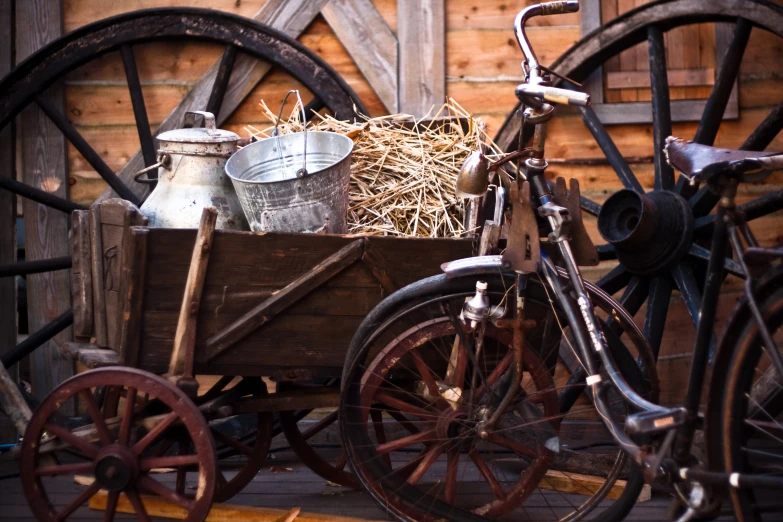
<box><xmin>339</xmin><ymin>2</ymin><xmax>783</xmax><ymax>521</ymax></box>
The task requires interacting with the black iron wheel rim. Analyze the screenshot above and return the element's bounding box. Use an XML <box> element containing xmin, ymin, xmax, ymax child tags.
<box><xmin>494</xmin><ymin>0</ymin><xmax>783</xmax><ymax>358</ymax></box>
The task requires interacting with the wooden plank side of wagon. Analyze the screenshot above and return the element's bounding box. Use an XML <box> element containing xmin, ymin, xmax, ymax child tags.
<box><xmin>134</xmin><ymin>229</ymin><xmax>471</xmax><ymax>375</ymax></box>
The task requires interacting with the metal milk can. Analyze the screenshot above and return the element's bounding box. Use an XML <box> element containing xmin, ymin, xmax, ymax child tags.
<box><xmin>135</xmin><ymin>111</ymin><xmax>249</xmax><ymax>230</ymax></box>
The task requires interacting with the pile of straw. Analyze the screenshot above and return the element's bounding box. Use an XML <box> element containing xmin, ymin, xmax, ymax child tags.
<box><xmin>246</xmin><ymin>99</ymin><xmax>502</xmax><ymax>238</ymax></box>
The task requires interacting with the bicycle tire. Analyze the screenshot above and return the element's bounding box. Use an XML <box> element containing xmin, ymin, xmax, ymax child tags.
<box><xmin>340</xmin><ymin>272</ymin><xmax>654</xmax><ymax>522</ymax></box>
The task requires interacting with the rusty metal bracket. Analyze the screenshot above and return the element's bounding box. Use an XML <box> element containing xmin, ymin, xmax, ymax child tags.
<box><xmin>501</xmin><ymin>181</ymin><xmax>540</xmax><ymax>273</ymax></box>
<box><xmin>552</xmin><ymin>177</ymin><xmax>599</xmax><ymax>266</ymax></box>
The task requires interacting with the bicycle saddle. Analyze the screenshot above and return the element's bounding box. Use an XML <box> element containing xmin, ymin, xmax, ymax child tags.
<box><xmin>664</xmin><ymin>137</ymin><xmax>783</xmax><ymax>184</ymax></box>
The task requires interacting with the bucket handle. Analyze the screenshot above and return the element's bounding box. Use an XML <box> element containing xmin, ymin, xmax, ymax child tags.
<box><xmin>272</xmin><ymin>90</ymin><xmax>308</xmax><ymax>178</ymax></box>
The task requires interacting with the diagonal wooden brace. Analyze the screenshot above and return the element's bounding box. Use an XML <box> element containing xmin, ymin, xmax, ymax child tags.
<box><xmin>205</xmin><ymin>238</ymin><xmax>366</xmax><ymax>361</ymax></box>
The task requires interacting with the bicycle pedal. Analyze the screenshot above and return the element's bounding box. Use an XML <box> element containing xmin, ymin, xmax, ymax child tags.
<box><xmin>625</xmin><ymin>407</ymin><xmax>687</xmax><ymax>436</ymax></box>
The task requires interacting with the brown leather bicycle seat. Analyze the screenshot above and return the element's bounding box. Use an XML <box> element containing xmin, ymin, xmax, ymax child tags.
<box><xmin>664</xmin><ymin>137</ymin><xmax>783</xmax><ymax>183</ymax></box>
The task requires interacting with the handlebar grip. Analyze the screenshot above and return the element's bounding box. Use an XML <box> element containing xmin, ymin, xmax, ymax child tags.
<box><xmin>516</xmin><ymin>84</ymin><xmax>590</xmax><ymax>107</ymax></box>
<box><xmin>539</xmin><ymin>1</ymin><xmax>580</xmax><ymax>16</ymax></box>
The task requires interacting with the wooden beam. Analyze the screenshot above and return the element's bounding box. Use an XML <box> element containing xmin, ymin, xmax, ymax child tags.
<box><xmin>398</xmin><ymin>0</ymin><xmax>445</xmax><ymax>116</ymax></box>
<box><xmin>0</xmin><ymin>0</ymin><xmax>17</xmax><ymax>443</ymax></box>
<box><xmin>322</xmin><ymin>0</ymin><xmax>398</xmax><ymax>113</ymax></box>
<box><xmin>70</xmin><ymin>210</ymin><xmax>93</xmax><ymax>337</ymax></box>
<box><xmin>230</xmin><ymin>386</ymin><xmax>340</xmax><ymax>414</ymax></box>
<box><xmin>17</xmin><ymin>0</ymin><xmax>74</xmax><ymax>406</ymax></box>
<box><xmin>117</xmin><ymin>227</ymin><xmax>148</xmax><ymax>367</ymax></box>
<box><xmin>361</xmin><ymin>241</ymin><xmax>399</xmax><ymax>295</ymax></box>
<box><xmin>606</xmin><ymin>68</ymin><xmax>715</xmax><ymax>89</ymax></box>
<box><xmin>205</xmin><ymin>239</ymin><xmax>365</xmax><ymax>361</ymax></box>
<box><xmin>539</xmin><ymin>470</ymin><xmax>651</xmax><ymax>502</ymax></box>
<box><xmin>168</xmin><ymin>207</ymin><xmax>217</xmax><ymax>385</ymax></box>
<box><xmin>95</xmin><ymin>0</ymin><xmax>328</xmax><ymax>204</ymax></box>
<box><xmin>89</xmin><ymin>491</ymin><xmax>385</xmax><ymax>522</ymax></box>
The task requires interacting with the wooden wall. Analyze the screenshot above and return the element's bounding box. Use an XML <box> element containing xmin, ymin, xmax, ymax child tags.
<box><xmin>29</xmin><ymin>0</ymin><xmax>783</xmax><ymax>404</ymax></box>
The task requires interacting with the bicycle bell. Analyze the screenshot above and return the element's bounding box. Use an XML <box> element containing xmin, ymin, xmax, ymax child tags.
<box><xmin>136</xmin><ymin>110</ymin><xmax>249</xmax><ymax>230</ymax></box>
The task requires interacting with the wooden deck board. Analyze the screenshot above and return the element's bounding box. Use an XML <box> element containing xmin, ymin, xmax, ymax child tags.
<box><xmin>0</xmin><ymin>451</ymin><xmax>770</xmax><ymax>521</ymax></box>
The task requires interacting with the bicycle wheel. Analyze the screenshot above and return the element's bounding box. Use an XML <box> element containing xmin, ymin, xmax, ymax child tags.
<box><xmin>722</xmin><ymin>279</ymin><xmax>783</xmax><ymax>521</ymax></box>
<box><xmin>340</xmin><ymin>272</ymin><xmax>655</xmax><ymax>522</ymax></box>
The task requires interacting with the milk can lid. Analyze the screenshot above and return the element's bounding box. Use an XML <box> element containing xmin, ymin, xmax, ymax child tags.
<box><xmin>157</xmin><ymin>111</ymin><xmax>239</xmax><ymax>144</ymax></box>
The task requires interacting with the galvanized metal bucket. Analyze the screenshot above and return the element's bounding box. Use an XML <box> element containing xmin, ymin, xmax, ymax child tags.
<box><xmin>226</xmin><ymin>130</ymin><xmax>353</xmax><ymax>233</ymax></box>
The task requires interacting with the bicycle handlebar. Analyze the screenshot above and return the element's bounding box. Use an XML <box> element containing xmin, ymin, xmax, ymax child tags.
<box><xmin>514</xmin><ymin>1</ymin><xmax>579</xmax><ymax>76</ymax></box>
<box><xmin>516</xmin><ymin>84</ymin><xmax>590</xmax><ymax>107</ymax></box>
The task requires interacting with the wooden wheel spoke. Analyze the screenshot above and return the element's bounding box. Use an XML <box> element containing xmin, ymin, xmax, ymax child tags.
<box><xmin>647</xmin><ymin>25</ymin><xmax>674</xmax><ymax>191</ymax></box>
<box><xmin>384</xmin><ymin>409</ymin><xmax>421</xmax><ymax>436</ymax></box>
<box><xmin>79</xmin><ymin>390</ymin><xmax>113</xmax><ymax>446</ymax></box>
<box><xmin>469</xmin><ymin>449</ymin><xmax>506</xmax><ymax>501</ymax></box>
<box><xmin>201</xmin><ymin>376</ymin><xmax>235</xmax><ymax>403</ymax></box>
<box><xmin>670</xmin><ymin>264</ymin><xmax>703</xmax><ymax>329</ymax></box>
<box><xmin>138</xmin><ymin>475</ymin><xmax>194</xmax><ymax>511</ymax></box>
<box><xmin>0</xmin><ymin>175</ymin><xmax>83</xmax><ymax>213</ymax></box>
<box><xmin>45</xmin><ymin>422</ymin><xmax>99</xmax><ymax>458</ymax></box>
<box><xmin>300</xmin><ymin>410</ymin><xmax>338</xmax><ymax>440</ymax></box>
<box><xmin>596</xmin><ymin>264</ymin><xmax>632</xmax><ymax>296</ymax></box>
<box><xmin>140</xmin><ymin>454</ymin><xmax>201</xmax><ymax>471</ymax></box>
<box><xmin>212</xmin><ymin>429</ymin><xmax>254</xmax><ymax>456</ymax></box>
<box><xmin>486</xmin><ymin>433</ymin><xmax>539</xmax><ymax>460</ymax></box>
<box><xmin>444</xmin><ymin>449</ymin><xmax>459</xmax><ymax>504</ymax></box>
<box><xmin>132</xmin><ymin>412</ymin><xmax>178</xmax><ymax>455</ymax></box>
<box><xmin>119</xmin><ymin>45</ymin><xmax>156</xmax><ymax>169</ymax></box>
<box><xmin>618</xmin><ymin>276</ymin><xmax>649</xmax><ymax>317</ymax></box>
<box><xmin>119</xmin><ymin>387</ymin><xmax>138</xmax><ymax>446</ymax></box>
<box><xmin>687</xmin><ymin>244</ymin><xmax>745</xmax><ymax>278</ymax></box>
<box><xmin>125</xmin><ymin>490</ymin><xmax>151</xmax><ymax>522</ymax></box>
<box><xmin>175</xmin><ymin>466</ymin><xmax>186</xmax><ymax>496</ymax></box>
<box><xmin>375</xmin><ymin>391</ymin><xmax>435</xmax><ymax>420</ymax></box>
<box><xmin>643</xmin><ymin>276</ymin><xmax>673</xmax><ymax>360</ymax></box>
<box><xmin>104</xmin><ymin>491</ymin><xmax>119</xmax><ymax>522</ymax></box>
<box><xmin>392</xmin><ymin>448</ymin><xmax>429</xmax><ymax>480</ymax></box>
<box><xmin>371</xmin><ymin>410</ymin><xmax>392</xmax><ymax>467</ymax></box>
<box><xmin>577</xmin><ymin>106</ymin><xmax>643</xmax><ymax>193</ymax></box>
<box><xmin>217</xmin><ymin>469</ymin><xmax>228</xmax><ymax>487</ymax></box>
<box><xmin>476</xmin><ymin>350</ymin><xmax>513</xmax><ymax>399</ymax></box>
<box><xmin>56</xmin><ymin>481</ymin><xmax>101</xmax><ymax>521</ymax></box>
<box><xmin>406</xmin><ymin>443</ymin><xmax>445</xmax><ymax>485</ymax></box>
<box><xmin>206</xmin><ymin>46</ymin><xmax>238</xmax><ymax>116</ymax></box>
<box><xmin>334</xmin><ymin>452</ymin><xmax>348</xmax><ymax>472</ymax></box>
<box><xmin>376</xmin><ymin>428</ymin><xmax>437</xmax><ymax>455</ymax></box>
<box><xmin>304</xmin><ymin>97</ymin><xmax>326</xmax><ymax>116</ymax></box>
<box><xmin>34</xmin><ymin>94</ymin><xmax>140</xmax><ymax>205</ymax></box>
<box><xmin>35</xmin><ymin>461</ymin><xmax>93</xmax><ymax>477</ymax></box>
<box><xmin>742</xmin><ymin>101</ymin><xmax>783</xmax><ymax>151</ymax></box>
<box><xmin>410</xmin><ymin>351</ymin><xmax>442</xmax><ymax>398</ymax></box>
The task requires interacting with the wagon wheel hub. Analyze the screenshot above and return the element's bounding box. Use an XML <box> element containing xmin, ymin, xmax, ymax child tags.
<box><xmin>598</xmin><ymin>189</ymin><xmax>694</xmax><ymax>276</ymax></box>
<box><xmin>94</xmin><ymin>445</ymin><xmax>139</xmax><ymax>492</ymax></box>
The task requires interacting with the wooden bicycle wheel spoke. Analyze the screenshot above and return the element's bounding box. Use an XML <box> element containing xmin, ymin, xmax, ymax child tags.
<box><xmin>104</xmin><ymin>491</ymin><xmax>119</xmax><ymax>522</ymax></box>
<box><xmin>647</xmin><ymin>25</ymin><xmax>674</xmax><ymax>192</ymax></box>
<box><xmin>44</xmin><ymin>423</ymin><xmax>99</xmax><ymax>459</ymax></box>
<box><xmin>376</xmin><ymin>429</ymin><xmax>437</xmax><ymax>455</ymax></box>
<box><xmin>486</xmin><ymin>433</ymin><xmax>539</xmax><ymax>460</ymax></box>
<box><xmin>406</xmin><ymin>443</ymin><xmax>446</xmax><ymax>485</ymax></box>
<box><xmin>206</xmin><ymin>46</ymin><xmax>238</xmax><ymax>116</ymax></box>
<box><xmin>643</xmin><ymin>277</ymin><xmax>673</xmax><ymax>360</ymax></box>
<box><xmin>334</xmin><ymin>452</ymin><xmax>348</xmax><ymax>472</ymax></box>
<box><xmin>596</xmin><ymin>264</ymin><xmax>632</xmax><ymax>296</ymax></box>
<box><xmin>119</xmin><ymin>387</ymin><xmax>138</xmax><ymax>446</ymax></box>
<box><xmin>475</xmin><ymin>350</ymin><xmax>513</xmax><ymax>398</ymax></box>
<box><xmin>56</xmin><ymin>481</ymin><xmax>101</xmax><ymax>521</ymax></box>
<box><xmin>125</xmin><ymin>490</ymin><xmax>151</xmax><ymax>522</ymax></box>
<box><xmin>375</xmin><ymin>391</ymin><xmax>436</xmax><ymax>420</ymax></box>
<box><xmin>742</xmin><ymin>100</ymin><xmax>783</xmax><ymax>151</ymax></box>
<box><xmin>410</xmin><ymin>351</ymin><xmax>441</xmax><ymax>397</ymax></box>
<box><xmin>469</xmin><ymin>449</ymin><xmax>507</xmax><ymax>501</ymax></box>
<box><xmin>35</xmin><ymin>461</ymin><xmax>93</xmax><ymax>477</ymax></box>
<box><xmin>444</xmin><ymin>449</ymin><xmax>459</xmax><ymax>504</ymax></box>
<box><xmin>577</xmin><ymin>106</ymin><xmax>643</xmax><ymax>193</ymax></box>
<box><xmin>79</xmin><ymin>390</ymin><xmax>113</xmax><ymax>446</ymax></box>
<box><xmin>217</xmin><ymin>470</ymin><xmax>228</xmax><ymax>488</ymax></box>
<box><xmin>384</xmin><ymin>408</ymin><xmax>421</xmax><ymax>436</ymax></box>
<box><xmin>34</xmin><ymin>94</ymin><xmax>140</xmax><ymax>206</ymax></box>
<box><xmin>300</xmin><ymin>410</ymin><xmax>338</xmax><ymax>440</ymax></box>
<box><xmin>119</xmin><ymin>44</ymin><xmax>156</xmax><ymax>169</ymax></box>
<box><xmin>138</xmin><ymin>475</ymin><xmax>194</xmax><ymax>511</ymax></box>
<box><xmin>212</xmin><ymin>430</ymin><xmax>253</xmax><ymax>456</ymax></box>
<box><xmin>371</xmin><ymin>410</ymin><xmax>392</xmax><ymax>467</ymax></box>
<box><xmin>132</xmin><ymin>412</ymin><xmax>178</xmax><ymax>455</ymax></box>
<box><xmin>140</xmin><ymin>454</ymin><xmax>201</xmax><ymax>471</ymax></box>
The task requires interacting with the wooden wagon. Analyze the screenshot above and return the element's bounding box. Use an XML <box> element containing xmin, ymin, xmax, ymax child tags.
<box><xmin>14</xmin><ymin>197</ymin><xmax>473</xmax><ymax>521</ymax></box>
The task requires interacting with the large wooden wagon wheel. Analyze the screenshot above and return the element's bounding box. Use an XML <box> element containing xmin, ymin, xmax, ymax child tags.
<box><xmin>0</xmin><ymin>7</ymin><xmax>367</xmax><ymax>369</ymax></box>
<box><xmin>19</xmin><ymin>367</ymin><xmax>217</xmax><ymax>522</ymax></box>
<box><xmin>494</xmin><ymin>0</ymin><xmax>783</xmax><ymax>356</ymax></box>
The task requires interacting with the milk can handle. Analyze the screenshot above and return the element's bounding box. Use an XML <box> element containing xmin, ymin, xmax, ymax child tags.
<box><xmin>272</xmin><ymin>90</ymin><xmax>308</xmax><ymax>178</ymax></box>
<box><xmin>133</xmin><ymin>152</ymin><xmax>171</xmax><ymax>184</ymax></box>
<box><xmin>183</xmin><ymin>111</ymin><xmax>217</xmax><ymax>135</ymax></box>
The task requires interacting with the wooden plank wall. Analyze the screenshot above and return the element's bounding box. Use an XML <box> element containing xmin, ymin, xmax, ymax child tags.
<box><xmin>17</xmin><ymin>0</ymin><xmax>74</xmax><ymax>406</ymax></box>
<box><xmin>31</xmin><ymin>0</ymin><xmax>783</xmax><ymax>405</ymax></box>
